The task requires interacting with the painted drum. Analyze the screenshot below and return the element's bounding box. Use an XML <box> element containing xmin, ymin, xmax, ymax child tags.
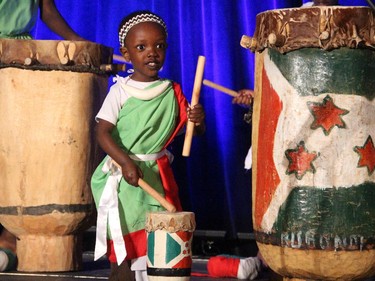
<box><xmin>0</xmin><ymin>39</ymin><xmax>112</xmax><ymax>272</ymax></box>
<box><xmin>241</xmin><ymin>5</ymin><xmax>375</xmax><ymax>281</ymax></box>
<box><xmin>145</xmin><ymin>211</ymin><xmax>196</xmax><ymax>281</ymax></box>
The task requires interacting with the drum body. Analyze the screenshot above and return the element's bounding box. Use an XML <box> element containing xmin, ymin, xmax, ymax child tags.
<box><xmin>0</xmin><ymin>39</ymin><xmax>112</xmax><ymax>272</ymax></box>
<box><xmin>246</xmin><ymin>6</ymin><xmax>375</xmax><ymax>280</ymax></box>
<box><xmin>145</xmin><ymin>211</ymin><xmax>196</xmax><ymax>281</ymax></box>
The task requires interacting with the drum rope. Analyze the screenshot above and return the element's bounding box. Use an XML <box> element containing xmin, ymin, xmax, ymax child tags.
<box><xmin>366</xmin><ymin>0</ymin><xmax>375</xmax><ymax>11</ymax></box>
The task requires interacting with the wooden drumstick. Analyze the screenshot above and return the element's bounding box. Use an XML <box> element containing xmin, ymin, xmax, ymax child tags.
<box><xmin>112</xmin><ymin>160</ymin><xmax>176</xmax><ymax>213</ymax></box>
<box><xmin>182</xmin><ymin>55</ymin><xmax>206</xmax><ymax>157</ymax></box>
<box><xmin>203</xmin><ymin>79</ymin><xmax>238</xmax><ymax>97</ymax></box>
<box><xmin>138</xmin><ymin>178</ymin><xmax>176</xmax><ymax>213</ymax></box>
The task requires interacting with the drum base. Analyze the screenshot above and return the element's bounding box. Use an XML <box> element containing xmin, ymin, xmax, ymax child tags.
<box><xmin>258</xmin><ymin>243</ymin><xmax>375</xmax><ymax>281</ymax></box>
<box><xmin>283</xmin><ymin>277</ymin><xmax>314</xmax><ymax>281</ymax></box>
<box><xmin>17</xmin><ymin>234</ymin><xmax>82</xmax><ymax>272</ymax></box>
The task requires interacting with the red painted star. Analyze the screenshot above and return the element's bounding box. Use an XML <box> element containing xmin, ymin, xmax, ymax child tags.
<box><xmin>307</xmin><ymin>95</ymin><xmax>349</xmax><ymax>135</ymax></box>
<box><xmin>285</xmin><ymin>141</ymin><xmax>319</xmax><ymax>180</ymax></box>
<box><xmin>354</xmin><ymin>136</ymin><xmax>375</xmax><ymax>175</ymax></box>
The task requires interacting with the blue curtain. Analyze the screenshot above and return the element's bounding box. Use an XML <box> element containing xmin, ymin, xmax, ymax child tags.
<box><xmin>32</xmin><ymin>0</ymin><xmax>367</xmax><ymax>237</ymax></box>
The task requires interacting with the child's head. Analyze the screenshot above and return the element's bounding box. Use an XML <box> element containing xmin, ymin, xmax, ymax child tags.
<box><xmin>118</xmin><ymin>11</ymin><xmax>168</xmax><ymax>82</ymax></box>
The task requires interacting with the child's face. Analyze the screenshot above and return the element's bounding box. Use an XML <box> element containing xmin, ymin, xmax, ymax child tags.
<box><xmin>121</xmin><ymin>22</ymin><xmax>167</xmax><ymax>82</ymax></box>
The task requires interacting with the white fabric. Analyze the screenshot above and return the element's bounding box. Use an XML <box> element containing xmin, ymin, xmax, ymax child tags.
<box><xmin>131</xmin><ymin>256</ymin><xmax>147</xmax><ymax>271</ymax></box>
<box><xmin>129</xmin><ymin>149</ymin><xmax>166</xmax><ymax>162</ymax></box>
<box><xmin>131</xmin><ymin>256</ymin><xmax>148</xmax><ymax>281</ymax></box>
<box><xmin>237</xmin><ymin>257</ymin><xmax>261</xmax><ymax>280</ymax></box>
<box><xmin>95</xmin><ymin>76</ymin><xmax>165</xmax><ymax>125</ymax></box>
<box><xmin>120</xmin><ymin>81</ymin><xmax>169</xmax><ymax>101</ymax></box>
<box><xmin>244</xmin><ymin>146</ymin><xmax>252</xmax><ymax>170</ymax></box>
<box><xmin>129</xmin><ymin>149</ymin><xmax>173</xmax><ymax>163</ymax></box>
<box><xmin>135</xmin><ymin>270</ymin><xmax>148</xmax><ymax>281</ymax></box>
<box><xmin>94</xmin><ymin>158</ymin><xmax>126</xmax><ymax>265</ymax></box>
<box><xmin>0</xmin><ymin>251</ymin><xmax>9</xmax><ymax>272</ymax></box>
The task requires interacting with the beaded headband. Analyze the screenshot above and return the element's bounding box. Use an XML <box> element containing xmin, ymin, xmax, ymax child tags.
<box><xmin>119</xmin><ymin>13</ymin><xmax>167</xmax><ymax>47</ymax></box>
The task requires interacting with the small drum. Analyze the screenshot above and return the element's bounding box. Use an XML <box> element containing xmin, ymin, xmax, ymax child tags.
<box><xmin>242</xmin><ymin>3</ymin><xmax>375</xmax><ymax>281</ymax></box>
<box><xmin>145</xmin><ymin>211</ymin><xmax>196</xmax><ymax>281</ymax></box>
<box><xmin>0</xmin><ymin>39</ymin><xmax>112</xmax><ymax>272</ymax></box>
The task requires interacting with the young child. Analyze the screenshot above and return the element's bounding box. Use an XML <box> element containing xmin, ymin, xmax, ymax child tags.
<box><xmin>91</xmin><ymin>10</ymin><xmax>205</xmax><ymax>281</ymax></box>
<box><xmin>232</xmin><ymin>89</ymin><xmax>254</xmax><ymax>169</ymax></box>
<box><xmin>233</xmin><ymin>89</ymin><xmax>269</xmax><ymax>278</ymax></box>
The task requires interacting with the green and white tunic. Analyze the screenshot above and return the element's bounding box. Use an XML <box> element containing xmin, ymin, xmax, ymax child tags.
<box><xmin>91</xmin><ymin>76</ymin><xmax>188</xmax><ymax>265</ymax></box>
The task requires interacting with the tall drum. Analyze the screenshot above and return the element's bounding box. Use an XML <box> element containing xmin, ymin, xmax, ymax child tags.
<box><xmin>241</xmin><ymin>3</ymin><xmax>375</xmax><ymax>280</ymax></box>
<box><xmin>0</xmin><ymin>39</ymin><xmax>112</xmax><ymax>272</ymax></box>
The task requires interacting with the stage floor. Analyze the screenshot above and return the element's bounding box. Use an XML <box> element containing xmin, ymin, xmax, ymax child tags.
<box><xmin>0</xmin><ymin>252</ymin><xmax>374</xmax><ymax>281</ymax></box>
<box><xmin>0</xmin><ymin>252</ymin><xmax>271</xmax><ymax>281</ymax></box>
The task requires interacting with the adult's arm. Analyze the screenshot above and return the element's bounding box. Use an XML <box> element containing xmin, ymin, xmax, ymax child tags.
<box><xmin>39</xmin><ymin>0</ymin><xmax>85</xmax><ymax>40</ymax></box>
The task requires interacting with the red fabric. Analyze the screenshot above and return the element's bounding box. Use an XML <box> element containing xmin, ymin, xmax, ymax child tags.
<box><xmin>107</xmin><ymin>229</ymin><xmax>146</xmax><ymax>263</ymax></box>
<box><xmin>157</xmin><ymin>155</ymin><xmax>182</xmax><ymax>211</ymax></box>
<box><xmin>156</xmin><ymin>81</ymin><xmax>188</xmax><ymax>212</ymax></box>
<box><xmin>207</xmin><ymin>256</ymin><xmax>240</xmax><ymax>278</ymax></box>
<box><xmin>165</xmin><ymin>82</ymin><xmax>188</xmax><ymax>147</ymax></box>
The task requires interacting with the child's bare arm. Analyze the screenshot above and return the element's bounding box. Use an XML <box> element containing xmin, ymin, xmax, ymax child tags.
<box><xmin>95</xmin><ymin>119</ymin><xmax>143</xmax><ymax>186</ymax></box>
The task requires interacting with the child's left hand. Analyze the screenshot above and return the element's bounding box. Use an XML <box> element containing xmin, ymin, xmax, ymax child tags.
<box><xmin>187</xmin><ymin>104</ymin><xmax>205</xmax><ymax>125</ymax></box>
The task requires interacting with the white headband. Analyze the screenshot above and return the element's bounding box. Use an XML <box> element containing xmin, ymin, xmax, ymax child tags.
<box><xmin>119</xmin><ymin>13</ymin><xmax>167</xmax><ymax>47</ymax></box>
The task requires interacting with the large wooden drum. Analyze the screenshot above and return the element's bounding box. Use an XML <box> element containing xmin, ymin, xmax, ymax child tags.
<box><xmin>241</xmin><ymin>3</ymin><xmax>375</xmax><ymax>281</ymax></box>
<box><xmin>0</xmin><ymin>39</ymin><xmax>112</xmax><ymax>272</ymax></box>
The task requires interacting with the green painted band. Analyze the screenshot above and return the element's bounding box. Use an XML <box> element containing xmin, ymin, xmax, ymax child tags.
<box><xmin>269</xmin><ymin>47</ymin><xmax>375</xmax><ymax>99</ymax></box>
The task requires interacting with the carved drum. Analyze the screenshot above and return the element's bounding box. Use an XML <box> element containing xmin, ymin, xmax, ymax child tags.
<box><xmin>145</xmin><ymin>211</ymin><xmax>196</xmax><ymax>281</ymax></box>
<box><xmin>242</xmin><ymin>5</ymin><xmax>375</xmax><ymax>280</ymax></box>
<box><xmin>0</xmin><ymin>39</ymin><xmax>112</xmax><ymax>272</ymax></box>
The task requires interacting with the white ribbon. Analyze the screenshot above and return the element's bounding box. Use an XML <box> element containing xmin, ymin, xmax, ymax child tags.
<box><xmin>94</xmin><ymin>150</ymin><xmax>173</xmax><ymax>265</ymax></box>
<box><xmin>94</xmin><ymin>158</ymin><xmax>127</xmax><ymax>265</ymax></box>
<box><xmin>129</xmin><ymin>149</ymin><xmax>173</xmax><ymax>163</ymax></box>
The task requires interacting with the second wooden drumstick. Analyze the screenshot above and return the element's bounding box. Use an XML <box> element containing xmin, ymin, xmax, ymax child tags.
<box><xmin>182</xmin><ymin>55</ymin><xmax>206</xmax><ymax>157</ymax></box>
<box><xmin>203</xmin><ymin>79</ymin><xmax>238</xmax><ymax>97</ymax></box>
<box><xmin>112</xmin><ymin>160</ymin><xmax>176</xmax><ymax>213</ymax></box>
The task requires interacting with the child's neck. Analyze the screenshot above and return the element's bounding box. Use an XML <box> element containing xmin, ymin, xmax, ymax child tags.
<box><xmin>129</xmin><ymin>75</ymin><xmax>160</xmax><ymax>83</ymax></box>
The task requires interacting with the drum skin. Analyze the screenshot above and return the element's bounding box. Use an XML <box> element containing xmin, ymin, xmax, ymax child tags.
<box><xmin>244</xmin><ymin>6</ymin><xmax>375</xmax><ymax>281</ymax></box>
<box><xmin>0</xmin><ymin>39</ymin><xmax>112</xmax><ymax>272</ymax></box>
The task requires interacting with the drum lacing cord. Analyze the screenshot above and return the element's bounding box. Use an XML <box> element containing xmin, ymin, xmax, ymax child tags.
<box><xmin>366</xmin><ymin>0</ymin><xmax>375</xmax><ymax>11</ymax></box>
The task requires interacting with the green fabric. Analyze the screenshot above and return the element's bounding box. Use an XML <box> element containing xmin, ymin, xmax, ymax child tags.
<box><xmin>0</xmin><ymin>248</ymin><xmax>17</xmax><ymax>271</ymax></box>
<box><xmin>0</xmin><ymin>0</ymin><xmax>39</xmax><ymax>39</ymax></box>
<box><xmin>91</xmin><ymin>80</ymin><xmax>179</xmax><ymax>237</ymax></box>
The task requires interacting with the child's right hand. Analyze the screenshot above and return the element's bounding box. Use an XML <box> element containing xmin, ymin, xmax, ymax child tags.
<box><xmin>121</xmin><ymin>161</ymin><xmax>143</xmax><ymax>187</ymax></box>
